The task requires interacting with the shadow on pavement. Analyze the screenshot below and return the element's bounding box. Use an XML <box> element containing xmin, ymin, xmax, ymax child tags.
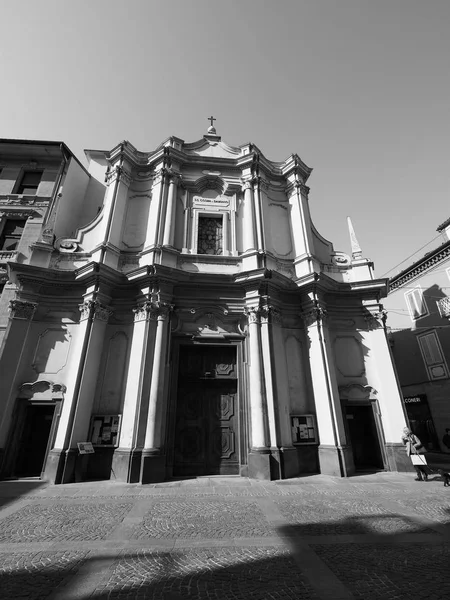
<box><xmin>1</xmin><ymin>507</ymin><xmax>450</xmax><ymax>599</ymax></box>
<box><xmin>0</xmin><ymin>479</ymin><xmax>47</xmax><ymax>510</ymax></box>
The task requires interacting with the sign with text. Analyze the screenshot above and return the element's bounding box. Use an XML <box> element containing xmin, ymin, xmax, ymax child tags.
<box><xmin>403</xmin><ymin>395</ymin><xmax>427</xmax><ymax>404</ymax></box>
<box><xmin>193</xmin><ymin>196</ymin><xmax>229</xmax><ymax>207</ymax></box>
<box><xmin>77</xmin><ymin>442</ymin><xmax>95</xmax><ymax>455</ymax></box>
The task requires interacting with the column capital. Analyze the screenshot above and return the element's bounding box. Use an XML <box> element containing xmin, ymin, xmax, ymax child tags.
<box><xmin>106</xmin><ymin>165</ymin><xmax>132</xmax><ymax>187</ymax></box>
<box><xmin>301</xmin><ymin>304</ymin><xmax>327</xmax><ymax>327</ymax></box>
<box><xmin>241</xmin><ymin>180</ymin><xmax>252</xmax><ymax>192</ymax></box>
<box><xmin>244</xmin><ymin>306</ymin><xmax>262</xmax><ymax>324</ymax></box>
<box><xmin>8</xmin><ymin>299</ymin><xmax>37</xmax><ymax>320</ymax></box>
<box><xmin>79</xmin><ymin>300</ymin><xmax>113</xmax><ymax>322</ymax></box>
<box><xmin>133</xmin><ymin>301</ymin><xmax>174</xmax><ymax>322</ymax></box>
<box><xmin>260</xmin><ymin>304</ymin><xmax>282</xmax><ymax>326</ymax></box>
<box><xmin>364</xmin><ymin>309</ymin><xmax>387</xmax><ymax>330</ymax></box>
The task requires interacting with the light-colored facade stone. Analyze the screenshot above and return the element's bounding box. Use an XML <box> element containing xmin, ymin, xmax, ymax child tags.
<box><xmin>0</xmin><ymin>129</ymin><xmax>409</xmax><ymax>484</ymax></box>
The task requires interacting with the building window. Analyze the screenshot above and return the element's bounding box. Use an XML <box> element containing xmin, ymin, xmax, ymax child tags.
<box><xmin>417</xmin><ymin>331</ymin><xmax>448</xmax><ymax>380</ymax></box>
<box><xmin>15</xmin><ymin>170</ymin><xmax>43</xmax><ymax>195</ymax></box>
<box><xmin>405</xmin><ymin>287</ymin><xmax>428</xmax><ymax>320</ymax></box>
<box><xmin>0</xmin><ymin>219</ymin><xmax>26</xmax><ymax>251</ymax></box>
<box><xmin>197</xmin><ymin>215</ymin><xmax>223</xmax><ymax>255</ymax></box>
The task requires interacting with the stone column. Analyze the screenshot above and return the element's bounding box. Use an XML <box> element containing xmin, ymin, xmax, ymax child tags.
<box><xmin>162</xmin><ymin>175</ymin><xmax>178</xmax><ymax>247</ymax></box>
<box><xmin>112</xmin><ymin>301</ymin><xmax>157</xmax><ymax>482</ymax></box>
<box><xmin>302</xmin><ymin>305</ymin><xmax>349</xmax><ymax>477</ymax></box>
<box><xmin>244</xmin><ymin>306</ymin><xmax>272</xmax><ymax>479</ymax></box>
<box><xmin>0</xmin><ymin>300</ymin><xmax>37</xmax><ymax>473</ymax></box>
<box><xmin>47</xmin><ymin>298</ymin><xmax>112</xmax><ymax>484</ymax></box>
<box><xmin>141</xmin><ymin>302</ymin><xmax>173</xmax><ymax>483</ymax></box>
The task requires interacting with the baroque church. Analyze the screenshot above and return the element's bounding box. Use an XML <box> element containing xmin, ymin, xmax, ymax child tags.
<box><xmin>0</xmin><ymin>123</ymin><xmax>411</xmax><ymax>484</ymax></box>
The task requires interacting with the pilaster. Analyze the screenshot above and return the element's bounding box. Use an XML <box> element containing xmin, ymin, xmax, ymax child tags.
<box><xmin>141</xmin><ymin>302</ymin><xmax>173</xmax><ymax>483</ymax></box>
<box><xmin>48</xmin><ymin>298</ymin><xmax>112</xmax><ymax>484</ymax></box>
<box><xmin>0</xmin><ymin>300</ymin><xmax>37</xmax><ymax>461</ymax></box>
<box><xmin>301</xmin><ymin>303</ymin><xmax>348</xmax><ymax>477</ymax></box>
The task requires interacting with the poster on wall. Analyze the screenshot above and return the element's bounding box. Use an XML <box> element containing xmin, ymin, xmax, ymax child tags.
<box><xmin>291</xmin><ymin>415</ymin><xmax>318</xmax><ymax>445</ymax></box>
<box><xmin>89</xmin><ymin>415</ymin><xmax>122</xmax><ymax>447</ymax></box>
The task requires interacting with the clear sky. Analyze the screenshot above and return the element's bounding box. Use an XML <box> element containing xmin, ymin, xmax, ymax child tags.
<box><xmin>1</xmin><ymin>0</ymin><xmax>449</xmax><ymax>278</ymax></box>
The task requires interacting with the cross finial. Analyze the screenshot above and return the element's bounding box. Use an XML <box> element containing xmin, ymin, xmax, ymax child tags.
<box><xmin>207</xmin><ymin>115</ymin><xmax>216</xmax><ymax>127</ymax></box>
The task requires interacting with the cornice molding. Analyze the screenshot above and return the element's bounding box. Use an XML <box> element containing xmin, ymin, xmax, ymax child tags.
<box><xmin>389</xmin><ymin>242</ymin><xmax>450</xmax><ymax>291</ymax></box>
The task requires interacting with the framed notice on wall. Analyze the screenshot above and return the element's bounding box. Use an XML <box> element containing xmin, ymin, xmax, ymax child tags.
<box><xmin>291</xmin><ymin>415</ymin><xmax>318</xmax><ymax>445</ymax></box>
<box><xmin>89</xmin><ymin>415</ymin><xmax>121</xmax><ymax>447</ymax></box>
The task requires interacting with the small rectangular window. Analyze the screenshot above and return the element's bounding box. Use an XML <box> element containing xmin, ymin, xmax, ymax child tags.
<box><xmin>15</xmin><ymin>170</ymin><xmax>43</xmax><ymax>195</ymax></box>
<box><xmin>417</xmin><ymin>331</ymin><xmax>448</xmax><ymax>380</ymax></box>
<box><xmin>197</xmin><ymin>215</ymin><xmax>223</xmax><ymax>255</ymax></box>
<box><xmin>405</xmin><ymin>287</ymin><xmax>428</xmax><ymax>320</ymax></box>
<box><xmin>0</xmin><ymin>219</ymin><xmax>26</xmax><ymax>251</ymax></box>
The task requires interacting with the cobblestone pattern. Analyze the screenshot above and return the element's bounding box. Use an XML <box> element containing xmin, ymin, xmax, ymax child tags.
<box><xmin>93</xmin><ymin>547</ymin><xmax>319</xmax><ymax>599</ymax></box>
<box><xmin>276</xmin><ymin>498</ymin><xmax>437</xmax><ymax>536</ymax></box>
<box><xmin>133</xmin><ymin>500</ymin><xmax>273</xmax><ymax>539</ymax></box>
<box><xmin>394</xmin><ymin>496</ymin><xmax>450</xmax><ymax>524</ymax></box>
<box><xmin>0</xmin><ymin>503</ymin><xmax>132</xmax><ymax>542</ymax></box>
<box><xmin>0</xmin><ymin>550</ymin><xmax>86</xmax><ymax>600</ymax></box>
<box><xmin>313</xmin><ymin>543</ymin><xmax>450</xmax><ymax>599</ymax></box>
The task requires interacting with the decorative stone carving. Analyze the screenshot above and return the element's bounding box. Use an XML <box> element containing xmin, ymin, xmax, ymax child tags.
<box><xmin>106</xmin><ymin>165</ymin><xmax>132</xmax><ymax>187</ymax></box>
<box><xmin>79</xmin><ymin>300</ymin><xmax>113</xmax><ymax>322</ymax></box>
<box><xmin>364</xmin><ymin>309</ymin><xmax>387</xmax><ymax>330</ymax></box>
<box><xmin>9</xmin><ymin>300</ymin><xmax>37</xmax><ymax>320</ymax></box>
<box><xmin>260</xmin><ymin>304</ymin><xmax>282</xmax><ymax>326</ymax></box>
<box><xmin>133</xmin><ymin>301</ymin><xmax>173</xmax><ymax>322</ymax></box>
<box><xmin>301</xmin><ymin>304</ymin><xmax>327</xmax><ymax>327</ymax></box>
<box><xmin>20</xmin><ymin>380</ymin><xmax>67</xmax><ymax>399</ymax></box>
<box><xmin>244</xmin><ymin>306</ymin><xmax>261</xmax><ymax>324</ymax></box>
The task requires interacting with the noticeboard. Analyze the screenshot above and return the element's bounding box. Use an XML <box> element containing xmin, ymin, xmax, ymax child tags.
<box><xmin>89</xmin><ymin>415</ymin><xmax>121</xmax><ymax>447</ymax></box>
<box><xmin>291</xmin><ymin>414</ymin><xmax>318</xmax><ymax>445</ymax></box>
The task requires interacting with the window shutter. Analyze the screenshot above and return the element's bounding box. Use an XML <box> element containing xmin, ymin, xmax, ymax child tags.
<box><xmin>418</xmin><ymin>333</ymin><xmax>443</xmax><ymax>365</ymax></box>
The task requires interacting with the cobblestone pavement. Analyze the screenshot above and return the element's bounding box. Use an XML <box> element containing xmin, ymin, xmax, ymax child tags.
<box><xmin>0</xmin><ymin>472</ymin><xmax>450</xmax><ymax>599</ymax></box>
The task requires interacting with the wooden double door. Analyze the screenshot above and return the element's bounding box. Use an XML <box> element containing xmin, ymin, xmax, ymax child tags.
<box><xmin>174</xmin><ymin>378</ymin><xmax>239</xmax><ymax>476</ymax></box>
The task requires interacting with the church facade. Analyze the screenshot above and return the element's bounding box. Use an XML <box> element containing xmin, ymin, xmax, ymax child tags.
<box><xmin>0</xmin><ymin>127</ymin><xmax>410</xmax><ymax>484</ymax></box>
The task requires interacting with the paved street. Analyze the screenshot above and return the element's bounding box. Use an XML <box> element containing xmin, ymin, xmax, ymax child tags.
<box><xmin>0</xmin><ymin>471</ymin><xmax>450</xmax><ymax>599</ymax></box>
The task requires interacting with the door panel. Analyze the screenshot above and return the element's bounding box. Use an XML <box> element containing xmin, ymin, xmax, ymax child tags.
<box><xmin>174</xmin><ymin>380</ymin><xmax>238</xmax><ymax>476</ymax></box>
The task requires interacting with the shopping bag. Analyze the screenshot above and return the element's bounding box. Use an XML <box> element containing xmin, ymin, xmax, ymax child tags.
<box><xmin>411</xmin><ymin>454</ymin><xmax>427</xmax><ymax>466</ymax></box>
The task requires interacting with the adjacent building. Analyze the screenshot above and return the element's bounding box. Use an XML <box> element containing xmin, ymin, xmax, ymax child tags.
<box><xmin>0</xmin><ymin>126</ymin><xmax>410</xmax><ymax>484</ymax></box>
<box><xmin>385</xmin><ymin>219</ymin><xmax>450</xmax><ymax>452</ymax></box>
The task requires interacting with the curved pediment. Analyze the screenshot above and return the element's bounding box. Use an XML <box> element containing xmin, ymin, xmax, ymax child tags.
<box><xmin>184</xmin><ymin>137</ymin><xmax>242</xmax><ymax>159</ymax></box>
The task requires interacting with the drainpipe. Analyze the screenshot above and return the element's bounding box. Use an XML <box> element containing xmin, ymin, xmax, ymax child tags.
<box><xmin>312</xmin><ymin>289</ymin><xmax>347</xmax><ymax>477</ymax></box>
<box><xmin>99</xmin><ymin>144</ymin><xmax>124</xmax><ymax>264</ymax></box>
<box><xmin>59</xmin><ymin>272</ymin><xmax>100</xmax><ymax>483</ymax></box>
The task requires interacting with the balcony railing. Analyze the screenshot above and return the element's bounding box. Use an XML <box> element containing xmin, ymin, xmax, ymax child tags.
<box><xmin>437</xmin><ymin>296</ymin><xmax>450</xmax><ymax>318</ymax></box>
<box><xmin>0</xmin><ymin>250</ymin><xmax>18</xmax><ymax>263</ymax></box>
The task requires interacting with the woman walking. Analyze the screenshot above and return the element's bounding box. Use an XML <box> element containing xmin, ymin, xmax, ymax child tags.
<box><xmin>401</xmin><ymin>427</ymin><xmax>428</xmax><ymax>481</ymax></box>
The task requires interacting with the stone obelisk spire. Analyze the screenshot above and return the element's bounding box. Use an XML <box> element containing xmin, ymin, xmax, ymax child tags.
<box><xmin>347</xmin><ymin>216</ymin><xmax>363</xmax><ymax>260</ymax></box>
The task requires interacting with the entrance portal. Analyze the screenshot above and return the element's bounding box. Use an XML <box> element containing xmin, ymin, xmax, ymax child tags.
<box><xmin>345</xmin><ymin>404</ymin><xmax>384</xmax><ymax>471</ymax></box>
<box><xmin>174</xmin><ymin>345</ymin><xmax>239</xmax><ymax>476</ymax></box>
<box><xmin>15</xmin><ymin>404</ymin><xmax>55</xmax><ymax>477</ymax></box>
